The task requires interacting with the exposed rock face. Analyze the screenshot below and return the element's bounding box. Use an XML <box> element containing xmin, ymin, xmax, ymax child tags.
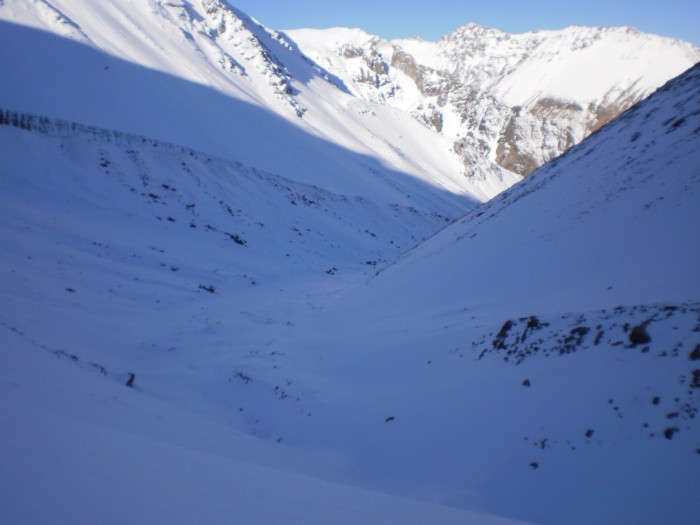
<box><xmin>289</xmin><ymin>24</ymin><xmax>700</xmax><ymax>178</ymax></box>
<box><xmin>199</xmin><ymin>0</ymin><xmax>306</xmax><ymax>116</ymax></box>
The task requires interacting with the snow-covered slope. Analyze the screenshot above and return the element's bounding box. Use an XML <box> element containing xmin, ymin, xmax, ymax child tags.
<box><xmin>0</xmin><ymin>313</ymin><xmax>535</xmax><ymax>525</ymax></box>
<box><xmin>273</xmin><ymin>63</ymin><xmax>700</xmax><ymax>524</ymax></box>
<box><xmin>288</xmin><ymin>24</ymin><xmax>700</xmax><ymax>177</ymax></box>
<box><xmin>2</xmin><ymin>1</ymin><xmax>700</xmax><ymax>524</ymax></box>
<box><xmin>0</xmin><ymin>109</ymin><xmax>538</xmax><ymax>524</ymax></box>
<box><xmin>0</xmin><ymin>0</ymin><xmax>516</xmax><ymax>203</ymax></box>
<box><xmin>355</xmin><ymin>64</ymin><xmax>700</xmax><ymax>318</ymax></box>
<box><xmin>2</xmin><ymin>56</ymin><xmax>698</xmax><ymax>525</ymax></box>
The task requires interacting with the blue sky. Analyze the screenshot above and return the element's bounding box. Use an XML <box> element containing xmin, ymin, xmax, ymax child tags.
<box><xmin>229</xmin><ymin>0</ymin><xmax>699</xmax><ymax>46</ymax></box>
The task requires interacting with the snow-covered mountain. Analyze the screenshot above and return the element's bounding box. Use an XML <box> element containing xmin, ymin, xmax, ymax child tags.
<box><xmin>0</xmin><ymin>0</ymin><xmax>516</xmax><ymax>203</ymax></box>
<box><xmin>288</xmin><ymin>24</ymin><xmax>700</xmax><ymax>176</ymax></box>
<box><xmin>1</xmin><ymin>1</ymin><xmax>699</xmax><ymax>524</ymax></box>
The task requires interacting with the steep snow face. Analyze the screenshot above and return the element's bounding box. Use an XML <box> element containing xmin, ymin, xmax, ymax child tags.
<box><xmin>287</xmin><ymin>24</ymin><xmax>700</xmax><ymax>177</ymax></box>
<box><xmin>357</xmin><ymin>63</ymin><xmax>700</xmax><ymax>319</ymax></box>
<box><xmin>0</xmin><ymin>0</ymin><xmax>517</xmax><ymax>203</ymax></box>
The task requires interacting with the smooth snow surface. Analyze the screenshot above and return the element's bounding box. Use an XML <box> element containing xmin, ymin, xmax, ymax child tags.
<box><xmin>1</xmin><ymin>1</ymin><xmax>700</xmax><ymax>525</ymax></box>
<box><xmin>0</xmin><ymin>339</ymin><xmax>533</xmax><ymax>525</ymax></box>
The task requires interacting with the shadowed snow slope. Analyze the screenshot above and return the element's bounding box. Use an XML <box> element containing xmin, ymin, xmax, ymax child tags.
<box><xmin>0</xmin><ymin>21</ymin><xmax>527</xmax><ymax>525</ymax></box>
<box><xmin>272</xmin><ymin>64</ymin><xmax>700</xmax><ymax>524</ymax></box>
<box><xmin>0</xmin><ymin>109</ymin><xmax>526</xmax><ymax>523</ymax></box>
<box><xmin>1</xmin><ymin>2</ymin><xmax>699</xmax><ymax>525</ymax></box>
<box><xmin>0</xmin><ymin>328</ymin><xmax>535</xmax><ymax>525</ymax></box>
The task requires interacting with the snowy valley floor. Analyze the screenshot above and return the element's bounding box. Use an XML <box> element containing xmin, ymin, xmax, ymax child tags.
<box><xmin>0</xmin><ymin>336</ymin><xmax>536</xmax><ymax>525</ymax></box>
<box><xmin>2</xmin><ymin>62</ymin><xmax>700</xmax><ymax>524</ymax></box>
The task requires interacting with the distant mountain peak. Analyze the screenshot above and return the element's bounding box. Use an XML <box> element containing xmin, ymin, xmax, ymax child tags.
<box><xmin>445</xmin><ymin>22</ymin><xmax>507</xmax><ymax>39</ymax></box>
<box><xmin>290</xmin><ymin>24</ymin><xmax>700</xmax><ymax>177</ymax></box>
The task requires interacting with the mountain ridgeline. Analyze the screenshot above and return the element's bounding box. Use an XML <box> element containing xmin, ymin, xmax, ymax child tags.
<box><xmin>288</xmin><ymin>24</ymin><xmax>700</xmax><ymax>177</ymax></box>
